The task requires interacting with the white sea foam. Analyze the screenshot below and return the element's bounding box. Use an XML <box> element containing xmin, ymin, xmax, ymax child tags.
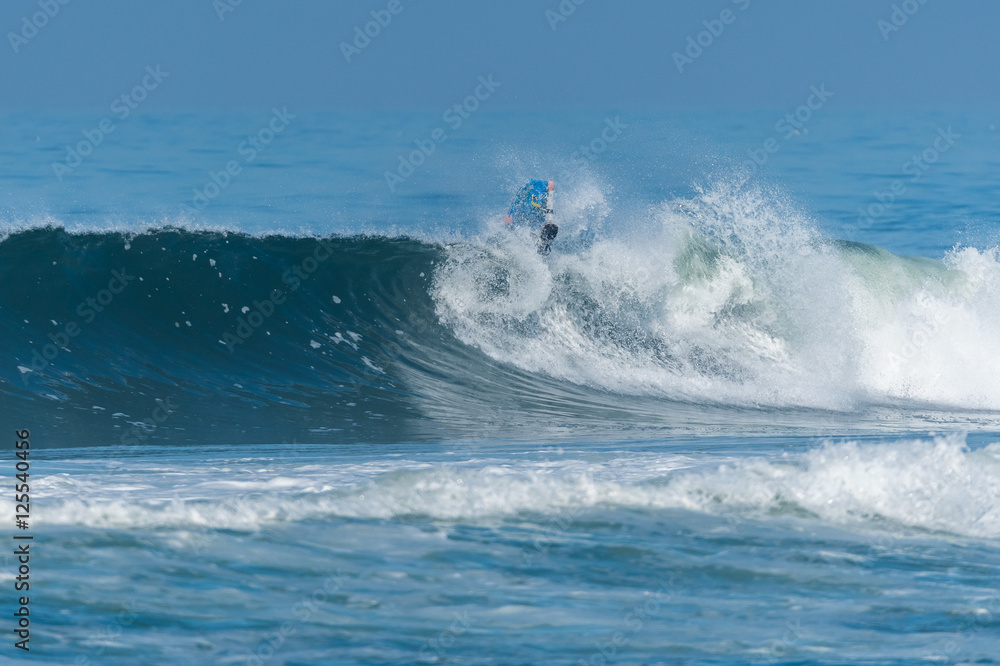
<box><xmin>434</xmin><ymin>180</ymin><xmax>1000</xmax><ymax>412</ymax></box>
<box><xmin>28</xmin><ymin>435</ymin><xmax>1000</xmax><ymax>539</ymax></box>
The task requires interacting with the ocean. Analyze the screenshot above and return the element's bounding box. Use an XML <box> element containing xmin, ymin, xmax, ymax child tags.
<box><xmin>2</xmin><ymin>109</ymin><xmax>999</xmax><ymax>664</ymax></box>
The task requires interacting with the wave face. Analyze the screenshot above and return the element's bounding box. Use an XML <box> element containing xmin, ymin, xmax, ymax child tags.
<box><xmin>2</xmin><ymin>226</ymin><xmax>456</xmax><ymax>445</ymax></box>
<box><xmin>4</xmin><ymin>185</ymin><xmax>1000</xmax><ymax>445</ymax></box>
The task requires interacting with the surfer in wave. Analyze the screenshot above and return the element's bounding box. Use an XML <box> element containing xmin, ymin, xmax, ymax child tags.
<box><xmin>505</xmin><ymin>180</ymin><xmax>559</xmax><ymax>255</ymax></box>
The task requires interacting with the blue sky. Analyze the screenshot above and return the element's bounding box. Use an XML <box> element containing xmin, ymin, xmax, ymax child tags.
<box><xmin>1</xmin><ymin>0</ymin><xmax>998</xmax><ymax>110</ymax></box>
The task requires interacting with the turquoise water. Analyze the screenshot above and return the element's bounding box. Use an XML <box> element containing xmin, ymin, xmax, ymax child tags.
<box><xmin>2</xmin><ymin>110</ymin><xmax>1000</xmax><ymax>664</ymax></box>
